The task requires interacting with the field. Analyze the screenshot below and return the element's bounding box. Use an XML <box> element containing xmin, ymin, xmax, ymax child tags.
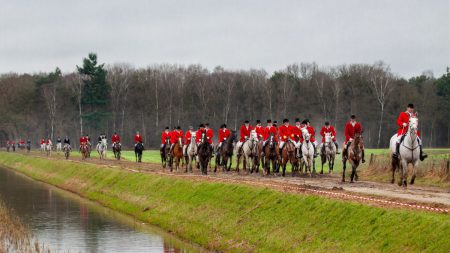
<box><xmin>0</xmin><ymin>152</ymin><xmax>449</xmax><ymax>252</ymax></box>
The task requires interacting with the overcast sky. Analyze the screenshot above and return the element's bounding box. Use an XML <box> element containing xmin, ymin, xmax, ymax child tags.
<box><xmin>1</xmin><ymin>0</ymin><xmax>449</xmax><ymax>78</ymax></box>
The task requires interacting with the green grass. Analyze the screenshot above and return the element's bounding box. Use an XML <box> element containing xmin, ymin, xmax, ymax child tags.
<box><xmin>0</xmin><ymin>152</ymin><xmax>449</xmax><ymax>252</ymax></box>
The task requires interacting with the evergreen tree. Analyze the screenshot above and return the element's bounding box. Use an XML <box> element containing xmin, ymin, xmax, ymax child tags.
<box><xmin>76</xmin><ymin>53</ymin><xmax>110</xmax><ymax>131</ymax></box>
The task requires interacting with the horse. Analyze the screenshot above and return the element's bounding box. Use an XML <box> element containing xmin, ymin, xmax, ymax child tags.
<box><xmin>320</xmin><ymin>132</ymin><xmax>336</xmax><ymax>174</ymax></box>
<box><xmin>112</xmin><ymin>142</ymin><xmax>122</xmax><ymax>160</ymax></box>
<box><xmin>45</xmin><ymin>142</ymin><xmax>52</xmax><ymax>157</ymax></box>
<box><xmin>161</xmin><ymin>139</ymin><xmax>170</xmax><ymax>168</ymax></box>
<box><xmin>280</xmin><ymin>138</ymin><xmax>297</xmax><ymax>177</ymax></box>
<box><xmin>63</xmin><ymin>144</ymin><xmax>71</xmax><ymax>160</ymax></box>
<box><xmin>185</xmin><ymin>133</ymin><xmax>197</xmax><ymax>173</ymax></box>
<box><xmin>40</xmin><ymin>143</ymin><xmax>45</xmax><ymax>153</ymax></box>
<box><xmin>6</xmin><ymin>143</ymin><xmax>10</xmax><ymax>152</ymax></box>
<box><xmin>26</xmin><ymin>142</ymin><xmax>31</xmax><ymax>152</ymax></box>
<box><xmin>170</xmin><ymin>137</ymin><xmax>184</xmax><ymax>172</ymax></box>
<box><xmin>342</xmin><ymin>131</ymin><xmax>363</xmax><ymax>183</ymax></box>
<box><xmin>389</xmin><ymin>117</ymin><xmax>420</xmax><ymax>187</ymax></box>
<box><xmin>197</xmin><ymin>132</ymin><xmax>211</xmax><ymax>175</ymax></box>
<box><xmin>135</xmin><ymin>142</ymin><xmax>144</xmax><ymax>162</ymax></box>
<box><xmin>300</xmin><ymin>129</ymin><xmax>316</xmax><ymax>176</ymax></box>
<box><xmin>235</xmin><ymin>130</ymin><xmax>259</xmax><ymax>173</ymax></box>
<box><xmin>215</xmin><ymin>131</ymin><xmax>236</xmax><ymax>172</ymax></box>
<box><xmin>262</xmin><ymin>135</ymin><xmax>280</xmax><ymax>176</ymax></box>
<box><xmin>96</xmin><ymin>138</ymin><xmax>107</xmax><ymax>160</ymax></box>
<box><xmin>80</xmin><ymin>143</ymin><xmax>89</xmax><ymax>160</ymax></box>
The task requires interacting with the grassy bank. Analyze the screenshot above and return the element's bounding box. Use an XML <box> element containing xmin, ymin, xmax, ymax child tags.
<box><xmin>0</xmin><ymin>152</ymin><xmax>449</xmax><ymax>252</ymax></box>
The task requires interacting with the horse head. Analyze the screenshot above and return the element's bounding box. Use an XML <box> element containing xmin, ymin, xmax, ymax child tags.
<box><xmin>324</xmin><ymin>132</ymin><xmax>332</xmax><ymax>143</ymax></box>
<box><xmin>409</xmin><ymin>117</ymin><xmax>419</xmax><ymax>135</ymax></box>
<box><xmin>249</xmin><ymin>130</ymin><xmax>258</xmax><ymax>142</ymax></box>
<box><xmin>302</xmin><ymin>128</ymin><xmax>310</xmax><ymax>142</ymax></box>
<box><xmin>190</xmin><ymin>132</ymin><xmax>196</xmax><ymax>142</ymax></box>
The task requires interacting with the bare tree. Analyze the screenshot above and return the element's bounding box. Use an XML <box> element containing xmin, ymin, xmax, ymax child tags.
<box><xmin>368</xmin><ymin>62</ymin><xmax>395</xmax><ymax>148</ymax></box>
<box><xmin>67</xmin><ymin>73</ymin><xmax>89</xmax><ymax>136</ymax></box>
<box><xmin>41</xmin><ymin>82</ymin><xmax>57</xmax><ymax>140</ymax></box>
<box><xmin>107</xmin><ymin>63</ymin><xmax>133</xmax><ymax>134</ymax></box>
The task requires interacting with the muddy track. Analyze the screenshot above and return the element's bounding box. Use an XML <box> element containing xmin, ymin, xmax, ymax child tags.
<box><xmin>20</xmin><ymin>152</ymin><xmax>450</xmax><ymax>213</ymax></box>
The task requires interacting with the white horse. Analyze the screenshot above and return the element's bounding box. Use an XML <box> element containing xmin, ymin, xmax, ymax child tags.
<box><xmin>389</xmin><ymin>117</ymin><xmax>420</xmax><ymax>187</ymax></box>
<box><xmin>301</xmin><ymin>128</ymin><xmax>315</xmax><ymax>175</ymax></box>
<box><xmin>235</xmin><ymin>130</ymin><xmax>259</xmax><ymax>173</ymax></box>
<box><xmin>185</xmin><ymin>132</ymin><xmax>197</xmax><ymax>173</ymax></box>
<box><xmin>96</xmin><ymin>138</ymin><xmax>107</xmax><ymax>160</ymax></box>
<box><xmin>40</xmin><ymin>143</ymin><xmax>46</xmax><ymax>153</ymax></box>
<box><xmin>320</xmin><ymin>132</ymin><xmax>336</xmax><ymax>174</ymax></box>
<box><xmin>45</xmin><ymin>141</ymin><xmax>52</xmax><ymax>156</ymax></box>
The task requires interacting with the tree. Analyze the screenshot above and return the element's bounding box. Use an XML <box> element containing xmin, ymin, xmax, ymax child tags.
<box><xmin>368</xmin><ymin>62</ymin><xmax>395</xmax><ymax>148</ymax></box>
<box><xmin>77</xmin><ymin>53</ymin><xmax>110</xmax><ymax>131</ymax></box>
<box><xmin>67</xmin><ymin>73</ymin><xmax>89</xmax><ymax>136</ymax></box>
<box><xmin>107</xmin><ymin>63</ymin><xmax>133</xmax><ymax>134</ymax></box>
<box><xmin>36</xmin><ymin>68</ymin><xmax>62</xmax><ymax>140</ymax></box>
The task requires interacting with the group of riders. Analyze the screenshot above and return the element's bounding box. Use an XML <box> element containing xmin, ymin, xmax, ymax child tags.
<box><xmin>159</xmin><ymin>103</ymin><xmax>427</xmax><ymax>165</ymax></box>
<box><xmin>5</xmin><ymin>103</ymin><xmax>427</xmax><ymax>165</ymax></box>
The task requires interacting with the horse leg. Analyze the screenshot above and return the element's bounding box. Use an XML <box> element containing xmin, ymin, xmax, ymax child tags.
<box><xmin>411</xmin><ymin>160</ymin><xmax>418</xmax><ymax>185</ymax></box>
<box><xmin>350</xmin><ymin>162</ymin><xmax>356</xmax><ymax>183</ymax></box>
<box><xmin>320</xmin><ymin>155</ymin><xmax>325</xmax><ymax>174</ymax></box>
<box><xmin>399</xmin><ymin>160</ymin><xmax>408</xmax><ymax>187</ymax></box>
<box><xmin>342</xmin><ymin>159</ymin><xmax>347</xmax><ymax>182</ymax></box>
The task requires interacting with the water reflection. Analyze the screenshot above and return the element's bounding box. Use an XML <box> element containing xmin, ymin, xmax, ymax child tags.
<box><xmin>0</xmin><ymin>167</ymin><xmax>197</xmax><ymax>253</ymax></box>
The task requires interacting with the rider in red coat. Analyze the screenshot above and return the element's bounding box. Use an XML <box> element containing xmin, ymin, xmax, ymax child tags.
<box><xmin>111</xmin><ymin>132</ymin><xmax>120</xmax><ymax>147</ymax></box>
<box><xmin>320</xmin><ymin>121</ymin><xmax>340</xmax><ymax>154</ymax></box>
<box><xmin>279</xmin><ymin>119</ymin><xmax>294</xmax><ymax>150</ymax></box>
<box><xmin>218</xmin><ymin>124</ymin><xmax>231</xmax><ymax>146</ymax></box>
<box><xmin>254</xmin><ymin>120</ymin><xmax>265</xmax><ymax>141</ymax></box>
<box><xmin>161</xmin><ymin>127</ymin><xmax>171</xmax><ymax>148</ymax></box>
<box><xmin>196</xmin><ymin>124</ymin><xmax>207</xmax><ymax>144</ymax></box>
<box><xmin>79</xmin><ymin>136</ymin><xmax>87</xmax><ymax>145</ymax></box>
<box><xmin>169</xmin><ymin>126</ymin><xmax>183</xmax><ymax>153</ymax></box>
<box><xmin>183</xmin><ymin>126</ymin><xmax>194</xmax><ymax>156</ymax></box>
<box><xmin>299</xmin><ymin>119</ymin><xmax>318</xmax><ymax>157</ymax></box>
<box><xmin>134</xmin><ymin>131</ymin><xmax>143</xmax><ymax>149</ymax></box>
<box><xmin>205</xmin><ymin>123</ymin><xmax>214</xmax><ymax>145</ymax></box>
<box><xmin>263</xmin><ymin>120</ymin><xmax>278</xmax><ymax>142</ymax></box>
<box><xmin>239</xmin><ymin>120</ymin><xmax>253</xmax><ymax>142</ymax></box>
<box><xmin>292</xmin><ymin>118</ymin><xmax>302</xmax><ymax>143</ymax></box>
<box><xmin>343</xmin><ymin>115</ymin><xmax>365</xmax><ymax>163</ymax></box>
<box><xmin>393</xmin><ymin>104</ymin><xmax>427</xmax><ymax>160</ymax></box>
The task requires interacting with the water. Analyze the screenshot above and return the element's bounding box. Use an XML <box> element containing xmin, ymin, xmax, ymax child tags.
<box><xmin>0</xmin><ymin>166</ymin><xmax>200</xmax><ymax>253</ymax></box>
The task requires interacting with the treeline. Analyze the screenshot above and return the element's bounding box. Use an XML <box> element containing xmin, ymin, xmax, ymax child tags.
<box><xmin>0</xmin><ymin>53</ymin><xmax>449</xmax><ymax>148</ymax></box>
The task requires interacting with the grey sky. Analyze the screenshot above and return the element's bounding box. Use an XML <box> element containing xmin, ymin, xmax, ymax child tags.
<box><xmin>1</xmin><ymin>0</ymin><xmax>449</xmax><ymax>78</ymax></box>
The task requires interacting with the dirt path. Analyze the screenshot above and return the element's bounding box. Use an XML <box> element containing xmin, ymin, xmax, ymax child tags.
<box><xmin>22</xmin><ymin>152</ymin><xmax>450</xmax><ymax>213</ymax></box>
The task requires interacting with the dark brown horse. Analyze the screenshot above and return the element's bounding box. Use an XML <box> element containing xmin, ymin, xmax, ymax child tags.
<box><xmin>198</xmin><ymin>132</ymin><xmax>211</xmax><ymax>175</ymax></box>
<box><xmin>215</xmin><ymin>131</ymin><xmax>236</xmax><ymax>172</ymax></box>
<box><xmin>281</xmin><ymin>139</ymin><xmax>298</xmax><ymax>177</ymax></box>
<box><xmin>262</xmin><ymin>135</ymin><xmax>280</xmax><ymax>176</ymax></box>
<box><xmin>161</xmin><ymin>139</ymin><xmax>170</xmax><ymax>168</ymax></box>
<box><xmin>80</xmin><ymin>143</ymin><xmax>89</xmax><ymax>160</ymax></box>
<box><xmin>170</xmin><ymin>139</ymin><xmax>184</xmax><ymax>172</ymax></box>
<box><xmin>342</xmin><ymin>132</ymin><xmax>364</xmax><ymax>183</ymax></box>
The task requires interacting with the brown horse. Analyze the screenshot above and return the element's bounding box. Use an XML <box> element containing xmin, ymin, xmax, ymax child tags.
<box><xmin>281</xmin><ymin>139</ymin><xmax>298</xmax><ymax>177</ymax></box>
<box><xmin>215</xmin><ymin>131</ymin><xmax>236</xmax><ymax>172</ymax></box>
<box><xmin>170</xmin><ymin>139</ymin><xmax>184</xmax><ymax>172</ymax></box>
<box><xmin>342</xmin><ymin>132</ymin><xmax>364</xmax><ymax>183</ymax></box>
<box><xmin>262</xmin><ymin>135</ymin><xmax>280</xmax><ymax>176</ymax></box>
<box><xmin>80</xmin><ymin>144</ymin><xmax>89</xmax><ymax>160</ymax></box>
<box><xmin>198</xmin><ymin>132</ymin><xmax>212</xmax><ymax>175</ymax></box>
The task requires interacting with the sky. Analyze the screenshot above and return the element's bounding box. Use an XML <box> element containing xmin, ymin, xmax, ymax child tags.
<box><xmin>1</xmin><ymin>0</ymin><xmax>449</xmax><ymax>78</ymax></box>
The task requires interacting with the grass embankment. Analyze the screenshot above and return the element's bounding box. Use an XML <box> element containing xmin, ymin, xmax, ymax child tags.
<box><xmin>0</xmin><ymin>200</ymin><xmax>51</xmax><ymax>252</ymax></box>
<box><xmin>0</xmin><ymin>152</ymin><xmax>449</xmax><ymax>252</ymax></box>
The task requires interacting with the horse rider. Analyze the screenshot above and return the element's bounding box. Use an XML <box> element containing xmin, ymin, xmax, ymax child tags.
<box><xmin>46</xmin><ymin>137</ymin><xmax>53</xmax><ymax>147</ymax></box>
<box><xmin>304</xmin><ymin>119</ymin><xmax>318</xmax><ymax>157</ymax></box>
<box><xmin>292</xmin><ymin>118</ymin><xmax>302</xmax><ymax>158</ymax></box>
<box><xmin>183</xmin><ymin>126</ymin><xmax>195</xmax><ymax>156</ymax></box>
<box><xmin>279</xmin><ymin>118</ymin><xmax>294</xmax><ymax>151</ymax></box>
<box><xmin>262</xmin><ymin>119</ymin><xmax>278</xmax><ymax>148</ymax></box>
<box><xmin>85</xmin><ymin>134</ymin><xmax>91</xmax><ymax>151</ymax></box>
<box><xmin>342</xmin><ymin>114</ymin><xmax>365</xmax><ymax>163</ymax></box>
<box><xmin>26</xmin><ymin>139</ymin><xmax>31</xmax><ymax>147</ymax></box>
<box><xmin>40</xmin><ymin>138</ymin><xmax>45</xmax><ymax>147</ymax></box>
<box><xmin>19</xmin><ymin>138</ymin><xmax>25</xmax><ymax>148</ymax></box>
<box><xmin>217</xmin><ymin>124</ymin><xmax>231</xmax><ymax>155</ymax></box>
<box><xmin>111</xmin><ymin>132</ymin><xmax>121</xmax><ymax>148</ymax></box>
<box><xmin>169</xmin><ymin>126</ymin><xmax>183</xmax><ymax>153</ymax></box>
<box><xmin>63</xmin><ymin>136</ymin><xmax>71</xmax><ymax>149</ymax></box>
<box><xmin>160</xmin><ymin>127</ymin><xmax>171</xmax><ymax>154</ymax></box>
<box><xmin>195</xmin><ymin>124</ymin><xmax>207</xmax><ymax>144</ymax></box>
<box><xmin>98</xmin><ymin>133</ymin><xmax>107</xmax><ymax>143</ymax></box>
<box><xmin>320</xmin><ymin>121</ymin><xmax>340</xmax><ymax>154</ymax></box>
<box><xmin>205</xmin><ymin>123</ymin><xmax>214</xmax><ymax>149</ymax></box>
<box><xmin>254</xmin><ymin>120</ymin><xmax>264</xmax><ymax>141</ymax></box>
<box><xmin>56</xmin><ymin>136</ymin><xmax>62</xmax><ymax>150</ymax></box>
<box><xmin>79</xmin><ymin>135</ymin><xmax>87</xmax><ymax>150</ymax></box>
<box><xmin>134</xmin><ymin>131</ymin><xmax>143</xmax><ymax>147</ymax></box>
<box><xmin>393</xmin><ymin>103</ymin><xmax>427</xmax><ymax>160</ymax></box>
<box><xmin>236</xmin><ymin>120</ymin><xmax>253</xmax><ymax>151</ymax></box>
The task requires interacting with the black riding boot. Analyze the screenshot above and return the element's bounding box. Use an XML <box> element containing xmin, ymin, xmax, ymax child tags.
<box><xmin>361</xmin><ymin>149</ymin><xmax>365</xmax><ymax>163</ymax></box>
<box><xmin>334</xmin><ymin>141</ymin><xmax>340</xmax><ymax>154</ymax></box>
<box><xmin>419</xmin><ymin>145</ymin><xmax>427</xmax><ymax>161</ymax></box>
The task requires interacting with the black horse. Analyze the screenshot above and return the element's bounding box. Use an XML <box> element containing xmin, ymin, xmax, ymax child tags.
<box><xmin>113</xmin><ymin>142</ymin><xmax>121</xmax><ymax>160</ymax></box>
<box><xmin>135</xmin><ymin>142</ymin><xmax>144</xmax><ymax>163</ymax></box>
<box><xmin>160</xmin><ymin>139</ymin><xmax>170</xmax><ymax>168</ymax></box>
<box><xmin>198</xmin><ymin>133</ymin><xmax>211</xmax><ymax>175</ymax></box>
<box><xmin>215</xmin><ymin>131</ymin><xmax>236</xmax><ymax>172</ymax></box>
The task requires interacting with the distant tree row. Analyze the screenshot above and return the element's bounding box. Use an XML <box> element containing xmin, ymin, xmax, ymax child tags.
<box><xmin>0</xmin><ymin>53</ymin><xmax>448</xmax><ymax>148</ymax></box>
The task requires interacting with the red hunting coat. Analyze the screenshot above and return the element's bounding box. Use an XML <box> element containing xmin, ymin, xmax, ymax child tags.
<box><xmin>239</xmin><ymin>125</ymin><xmax>253</xmax><ymax>142</ymax></box>
<box><xmin>344</xmin><ymin>121</ymin><xmax>362</xmax><ymax>143</ymax></box>
<box><xmin>396</xmin><ymin>111</ymin><xmax>420</xmax><ymax>137</ymax></box>
<box><xmin>218</xmin><ymin>128</ymin><xmax>231</xmax><ymax>143</ymax></box>
<box><xmin>320</xmin><ymin>126</ymin><xmax>337</xmax><ymax>143</ymax></box>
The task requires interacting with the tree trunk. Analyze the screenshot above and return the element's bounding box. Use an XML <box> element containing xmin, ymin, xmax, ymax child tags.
<box><xmin>377</xmin><ymin>103</ymin><xmax>384</xmax><ymax>148</ymax></box>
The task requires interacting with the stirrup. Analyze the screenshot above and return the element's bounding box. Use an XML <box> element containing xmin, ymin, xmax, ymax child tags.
<box><xmin>420</xmin><ymin>153</ymin><xmax>427</xmax><ymax>161</ymax></box>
